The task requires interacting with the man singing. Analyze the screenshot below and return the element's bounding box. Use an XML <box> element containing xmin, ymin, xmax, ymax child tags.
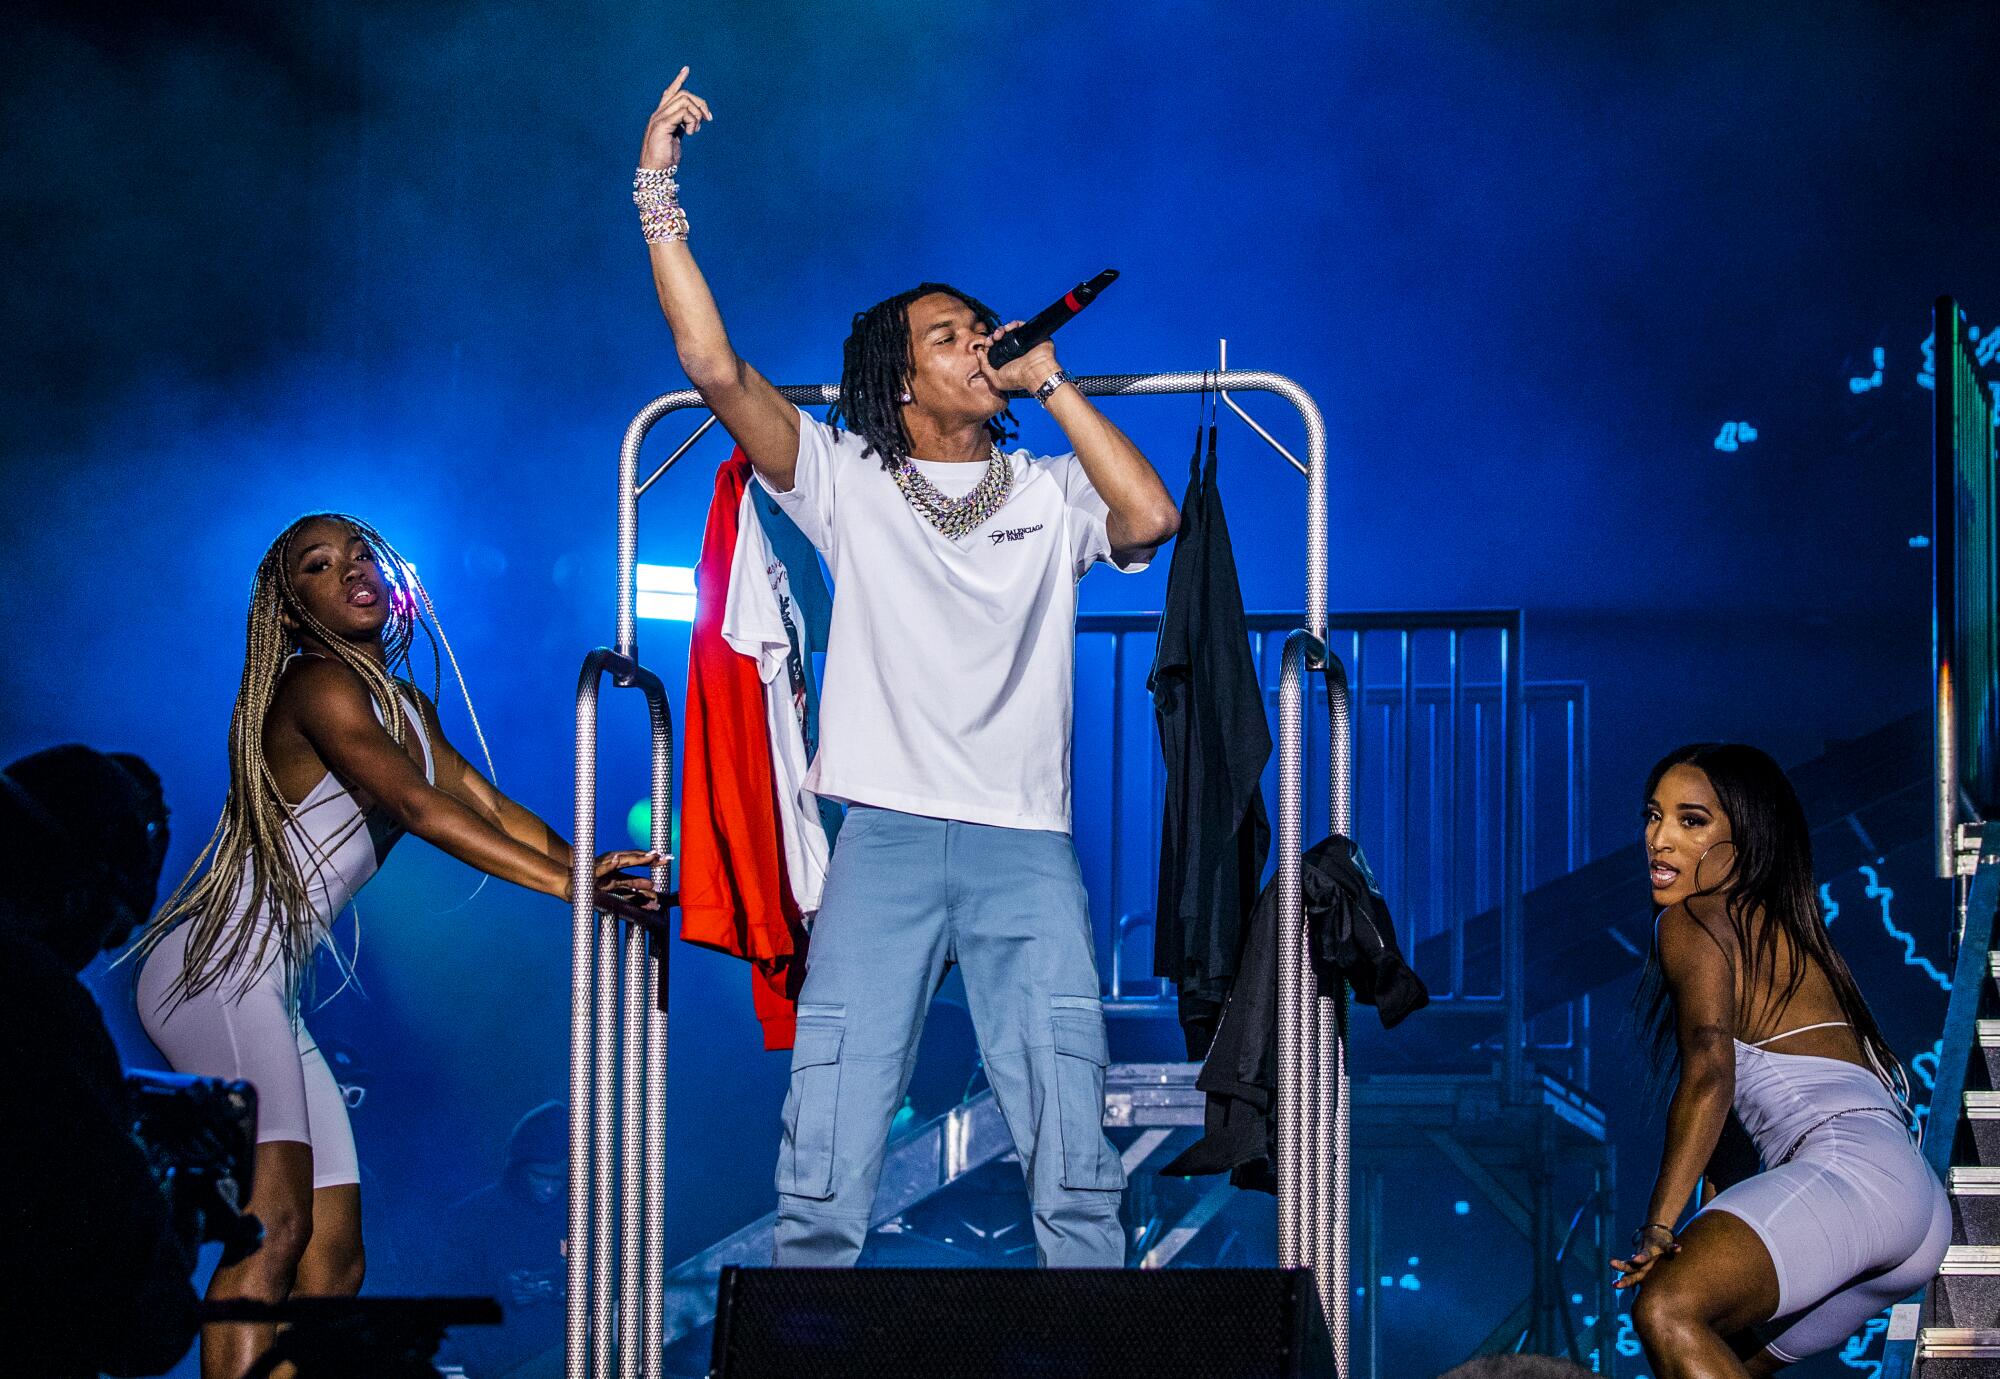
<box><xmin>635</xmin><ymin>69</ymin><xmax>1179</xmax><ymax>1267</ymax></box>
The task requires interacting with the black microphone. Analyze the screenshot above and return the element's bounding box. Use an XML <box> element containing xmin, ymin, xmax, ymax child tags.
<box><xmin>985</xmin><ymin>269</ymin><xmax>1120</xmax><ymax>370</ymax></box>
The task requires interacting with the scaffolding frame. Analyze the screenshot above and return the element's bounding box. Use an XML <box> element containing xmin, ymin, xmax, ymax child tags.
<box><xmin>569</xmin><ymin>370</ymin><xmax>1348</xmax><ymax>1379</ymax></box>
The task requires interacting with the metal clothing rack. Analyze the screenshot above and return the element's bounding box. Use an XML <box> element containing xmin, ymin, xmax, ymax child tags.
<box><xmin>568</xmin><ymin>367</ymin><xmax>1349</xmax><ymax>1379</ymax></box>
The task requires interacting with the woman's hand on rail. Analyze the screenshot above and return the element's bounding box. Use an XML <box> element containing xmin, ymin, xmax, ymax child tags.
<box><xmin>641</xmin><ymin>67</ymin><xmax>712</xmax><ymax>171</ymax></box>
<box><xmin>591</xmin><ymin>849</ymin><xmax>664</xmax><ymax>910</ymax></box>
<box><xmin>596</xmin><ymin>848</ymin><xmax>663</xmax><ymax>881</ymax></box>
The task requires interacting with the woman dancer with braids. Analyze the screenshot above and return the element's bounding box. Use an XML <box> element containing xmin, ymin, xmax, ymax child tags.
<box><xmin>130</xmin><ymin>512</ymin><xmax>655</xmax><ymax>1379</ymax></box>
<box><xmin>1611</xmin><ymin>744</ymin><xmax>1947</xmax><ymax>1377</ymax></box>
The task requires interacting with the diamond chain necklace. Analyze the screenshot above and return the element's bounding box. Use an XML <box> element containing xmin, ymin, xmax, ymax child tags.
<box><xmin>890</xmin><ymin>445</ymin><xmax>1012</xmax><ymax>541</ymax></box>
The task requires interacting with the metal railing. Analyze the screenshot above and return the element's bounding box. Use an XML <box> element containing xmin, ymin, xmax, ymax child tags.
<box><xmin>568</xmin><ymin>652</ymin><xmax>672</xmax><ymax>1379</ymax></box>
<box><xmin>1080</xmin><ymin>610</ymin><xmax>1591</xmax><ymax>1089</ymax></box>
<box><xmin>575</xmin><ymin>370</ymin><xmax>1349</xmax><ymax>1375</ymax></box>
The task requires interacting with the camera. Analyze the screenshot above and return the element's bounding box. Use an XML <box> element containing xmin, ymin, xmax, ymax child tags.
<box><xmin>126</xmin><ymin>1068</ymin><xmax>265</xmax><ymax>1262</ymax></box>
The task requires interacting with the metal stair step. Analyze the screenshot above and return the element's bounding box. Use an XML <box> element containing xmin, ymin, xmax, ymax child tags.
<box><xmin>1949</xmin><ymin>1167</ymin><xmax>2000</xmax><ymax>1242</ymax></box>
<box><xmin>1920</xmin><ymin>1325</ymin><xmax>2000</xmax><ymax>1375</ymax></box>
<box><xmin>1937</xmin><ymin>1246</ymin><xmax>2000</xmax><ymax>1320</ymax></box>
<box><xmin>1923</xmin><ymin>1328</ymin><xmax>2000</xmax><ymax>1357</ymax></box>
<box><xmin>1975</xmin><ymin>1022</ymin><xmax>2000</xmax><ymax>1090</ymax></box>
<box><xmin>1942</xmin><ymin>1245</ymin><xmax>2000</xmax><ymax>1269</ymax></box>
<box><xmin>1964</xmin><ymin>1093</ymin><xmax>2000</xmax><ymax>1163</ymax></box>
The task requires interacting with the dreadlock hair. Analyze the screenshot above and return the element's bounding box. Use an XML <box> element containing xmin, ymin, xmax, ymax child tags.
<box><xmin>125</xmin><ymin>512</ymin><xmax>493</xmax><ymax>1015</ymax></box>
<box><xmin>1634</xmin><ymin>743</ymin><xmax>1908</xmax><ymax>1109</ymax></box>
<box><xmin>826</xmin><ymin>282</ymin><xmax>1018</xmax><ymax>472</ymax></box>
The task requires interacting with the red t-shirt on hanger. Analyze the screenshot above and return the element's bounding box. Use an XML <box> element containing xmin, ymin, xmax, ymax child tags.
<box><xmin>678</xmin><ymin>449</ymin><xmax>808</xmax><ymax>1050</ymax></box>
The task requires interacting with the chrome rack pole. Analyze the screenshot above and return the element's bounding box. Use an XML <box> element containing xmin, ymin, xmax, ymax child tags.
<box><xmin>1277</xmin><ymin>630</ymin><xmax>1316</xmax><ymax>1272</ymax></box>
<box><xmin>1321</xmin><ymin>652</ymin><xmax>1353</xmax><ymax>1368</ymax></box>
<box><xmin>641</xmin><ymin>684</ymin><xmax>672</xmax><ymax>1379</ymax></box>
<box><xmin>570</xmin><ymin>649</ymin><xmax>675</xmax><ymax>1379</ymax></box>
<box><xmin>593</xmin><ymin>366</ymin><xmax>1339</xmax><ymax>1375</ymax></box>
<box><xmin>566</xmin><ymin>675</ymin><xmax>597</xmax><ymax>1379</ymax></box>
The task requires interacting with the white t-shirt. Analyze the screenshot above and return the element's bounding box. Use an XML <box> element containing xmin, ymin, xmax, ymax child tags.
<box><xmin>760</xmin><ymin>410</ymin><xmax>1145</xmax><ymax>833</ymax></box>
<box><xmin>720</xmin><ymin>483</ymin><xmax>831</xmax><ymax>914</ymax></box>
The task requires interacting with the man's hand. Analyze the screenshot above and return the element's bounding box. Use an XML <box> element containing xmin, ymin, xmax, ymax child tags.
<box><xmin>976</xmin><ymin>321</ymin><xmax>1064</xmax><ymax>397</ymax></box>
<box><xmin>641</xmin><ymin>67</ymin><xmax>713</xmax><ymax>172</ymax></box>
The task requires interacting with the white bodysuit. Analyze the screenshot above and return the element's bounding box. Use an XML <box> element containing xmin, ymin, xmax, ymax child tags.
<box><xmin>1697</xmin><ymin>1021</ymin><xmax>1950</xmax><ymax>1363</ymax></box>
<box><xmin>137</xmin><ymin>661</ymin><xmax>433</xmax><ymax>1189</ymax></box>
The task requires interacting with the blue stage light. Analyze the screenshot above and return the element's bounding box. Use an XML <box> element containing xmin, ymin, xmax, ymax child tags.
<box><xmin>1859</xmin><ymin>864</ymin><xmax>1949</xmax><ymax>991</ymax></box>
<box><xmin>636</xmin><ymin>563</ymin><xmax>698</xmax><ymax>621</ymax></box>
<box><xmin>1837</xmin><ymin>1314</ymin><xmax>1890</xmax><ymax>1375</ymax></box>
<box><xmin>1454</xmin><ymin>1200</ymin><xmax>1470</xmax><ymax>1215</ymax></box>
<box><xmin>1714</xmin><ymin>421</ymin><xmax>1759</xmax><ymax>452</ymax></box>
<box><xmin>1848</xmin><ymin>347</ymin><xmax>1884</xmax><ymax>394</ymax></box>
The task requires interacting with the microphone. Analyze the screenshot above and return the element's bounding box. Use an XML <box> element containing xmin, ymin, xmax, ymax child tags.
<box><xmin>985</xmin><ymin>269</ymin><xmax>1120</xmax><ymax>370</ymax></box>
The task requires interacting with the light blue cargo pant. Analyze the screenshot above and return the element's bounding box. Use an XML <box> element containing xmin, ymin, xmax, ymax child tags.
<box><xmin>771</xmin><ymin>805</ymin><xmax>1126</xmax><ymax>1267</ymax></box>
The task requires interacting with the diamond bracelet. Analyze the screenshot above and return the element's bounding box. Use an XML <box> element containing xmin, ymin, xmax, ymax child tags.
<box><xmin>633</xmin><ymin>167</ymin><xmax>688</xmax><ymax>244</ymax></box>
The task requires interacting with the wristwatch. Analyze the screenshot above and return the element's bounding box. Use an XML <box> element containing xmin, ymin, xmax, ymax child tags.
<box><xmin>1034</xmin><ymin>369</ymin><xmax>1072</xmax><ymax>404</ymax></box>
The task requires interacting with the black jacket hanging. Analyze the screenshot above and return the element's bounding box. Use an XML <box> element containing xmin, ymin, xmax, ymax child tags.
<box><xmin>1159</xmin><ymin>834</ymin><xmax>1428</xmax><ymax>1192</ymax></box>
<box><xmin>1150</xmin><ymin>415</ymin><xmax>1272</xmax><ymax>1058</ymax></box>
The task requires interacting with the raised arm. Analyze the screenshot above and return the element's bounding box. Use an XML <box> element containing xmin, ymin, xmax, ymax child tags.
<box><xmin>1614</xmin><ymin>903</ymin><xmax>1738</xmax><ymax>1288</ymax></box>
<box><xmin>639</xmin><ymin>70</ymin><xmax>802</xmax><ymax>491</ymax></box>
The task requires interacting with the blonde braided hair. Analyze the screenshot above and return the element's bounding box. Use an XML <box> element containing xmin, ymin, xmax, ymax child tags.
<box><xmin>126</xmin><ymin>512</ymin><xmax>493</xmax><ymax>1013</ymax></box>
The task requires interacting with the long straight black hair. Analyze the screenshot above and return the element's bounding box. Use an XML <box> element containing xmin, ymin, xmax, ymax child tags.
<box><xmin>1636</xmin><ymin>743</ymin><xmax>1903</xmax><ymax>1097</ymax></box>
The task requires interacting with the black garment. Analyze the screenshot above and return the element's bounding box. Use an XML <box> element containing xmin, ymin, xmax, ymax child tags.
<box><xmin>1160</xmin><ymin>835</ymin><xmax>1427</xmax><ymax>1191</ymax></box>
<box><xmin>0</xmin><ymin>933</ymin><xmax>199</xmax><ymax>1378</ymax></box>
<box><xmin>437</xmin><ymin>1103</ymin><xmax>568</xmax><ymax>1377</ymax></box>
<box><xmin>1149</xmin><ymin>419</ymin><xmax>1271</xmax><ymax>1058</ymax></box>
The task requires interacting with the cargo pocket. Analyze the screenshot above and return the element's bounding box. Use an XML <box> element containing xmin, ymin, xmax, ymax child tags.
<box><xmin>776</xmin><ymin>1008</ymin><xmax>845</xmax><ymax>1200</ymax></box>
<box><xmin>1050</xmin><ymin>995</ymin><xmax>1125</xmax><ymax>1191</ymax></box>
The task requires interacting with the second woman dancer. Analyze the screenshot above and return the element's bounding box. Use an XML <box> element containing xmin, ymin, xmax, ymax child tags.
<box><xmin>1613</xmin><ymin>743</ymin><xmax>1948</xmax><ymax>1377</ymax></box>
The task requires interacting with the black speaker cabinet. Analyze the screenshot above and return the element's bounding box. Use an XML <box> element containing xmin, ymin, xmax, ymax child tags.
<box><xmin>708</xmin><ymin>1266</ymin><xmax>1333</xmax><ymax>1378</ymax></box>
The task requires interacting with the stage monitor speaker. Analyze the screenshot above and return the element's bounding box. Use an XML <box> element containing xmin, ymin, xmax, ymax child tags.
<box><xmin>708</xmin><ymin>1266</ymin><xmax>1333</xmax><ymax>1378</ymax></box>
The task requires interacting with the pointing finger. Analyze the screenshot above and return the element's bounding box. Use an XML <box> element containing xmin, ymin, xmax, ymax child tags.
<box><xmin>662</xmin><ymin>66</ymin><xmax>689</xmax><ymax>102</ymax></box>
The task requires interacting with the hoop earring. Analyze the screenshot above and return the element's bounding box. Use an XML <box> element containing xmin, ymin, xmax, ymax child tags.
<box><xmin>1692</xmin><ymin>839</ymin><xmax>1736</xmax><ymax>891</ymax></box>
